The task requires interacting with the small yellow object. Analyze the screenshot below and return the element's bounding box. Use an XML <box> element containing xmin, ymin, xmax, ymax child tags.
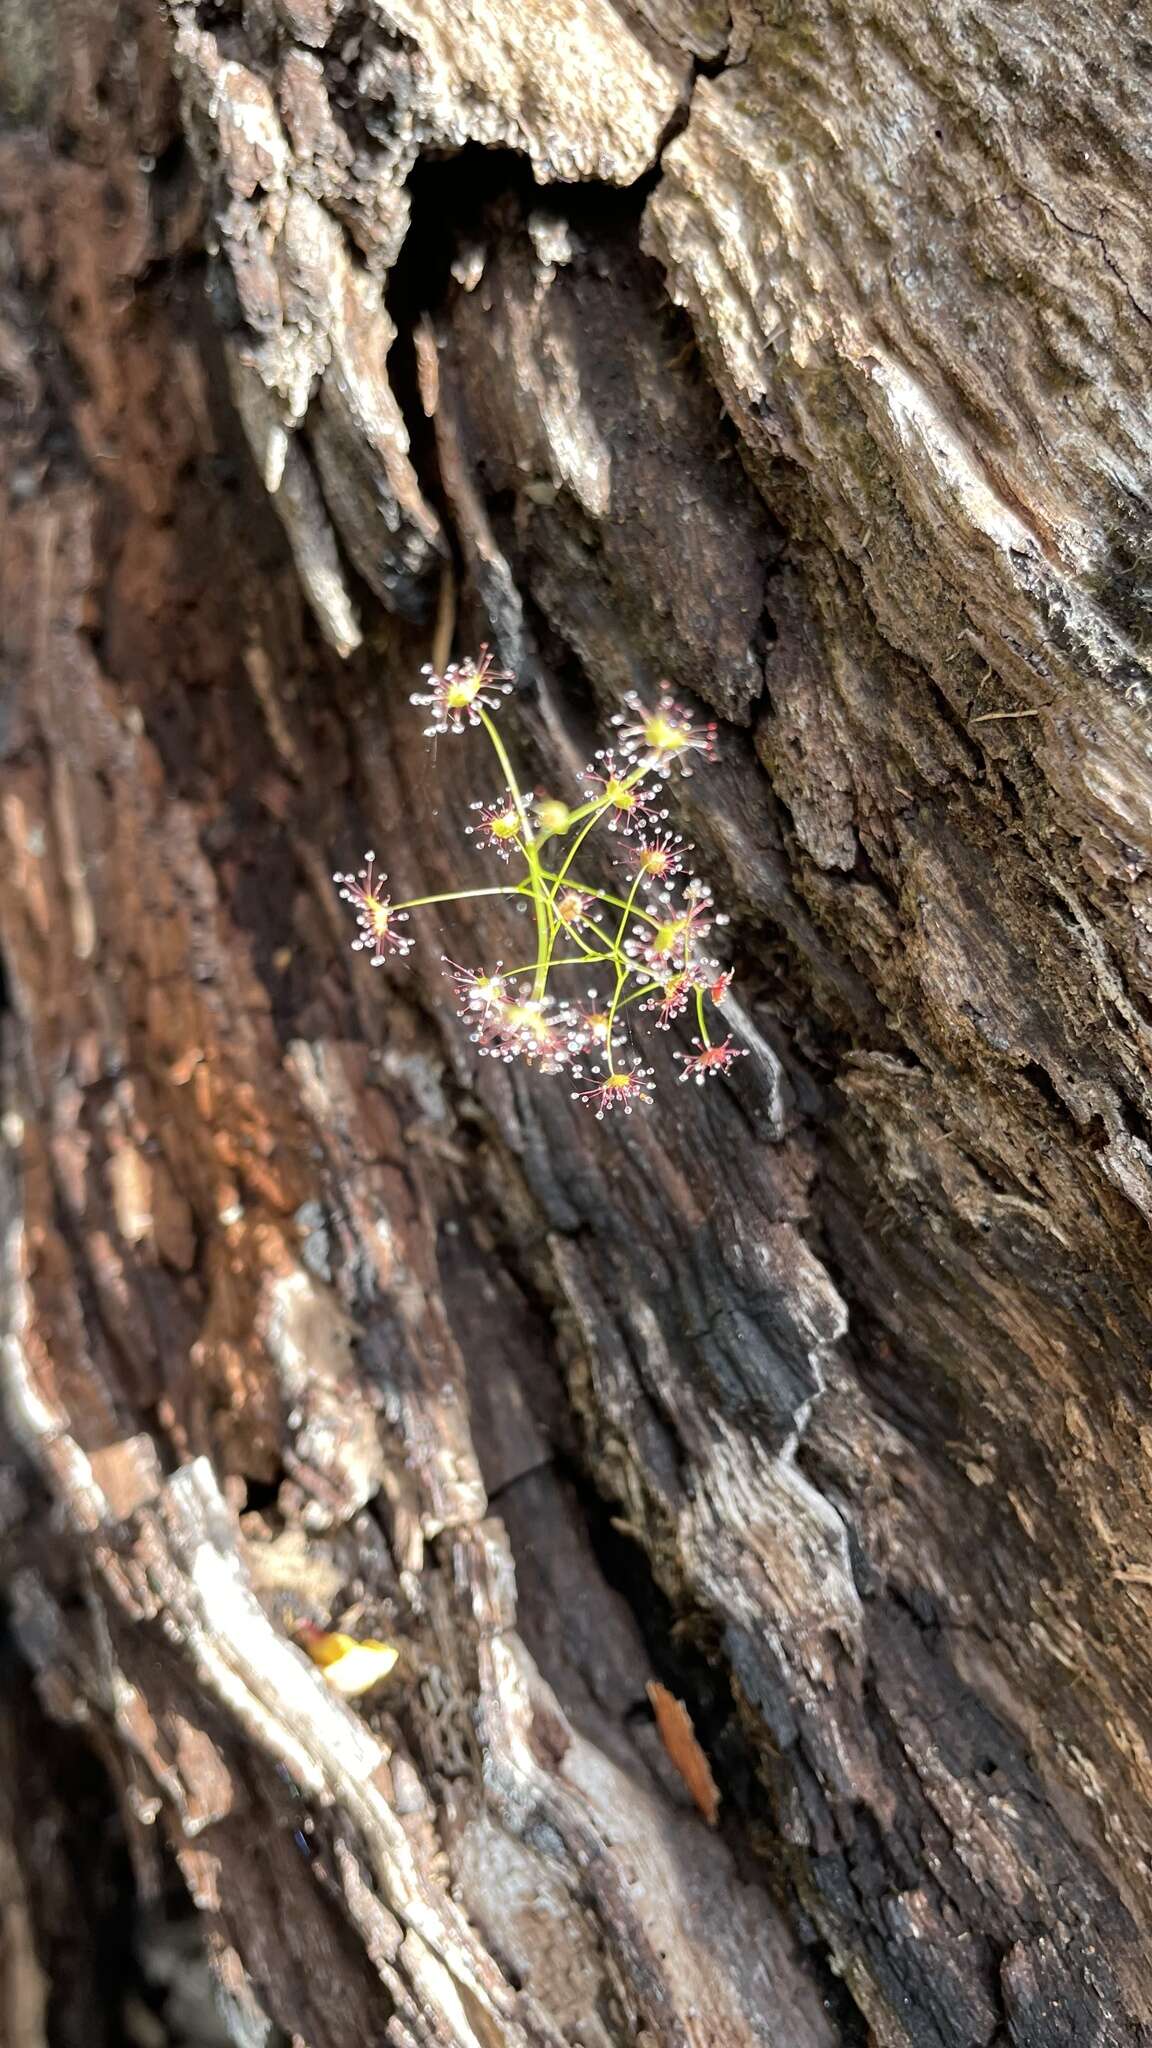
<box><xmin>296</xmin><ymin>1624</ymin><xmax>400</xmax><ymax>1697</ymax></box>
<box><xmin>535</xmin><ymin>796</ymin><xmax>571</xmax><ymax>835</ymax></box>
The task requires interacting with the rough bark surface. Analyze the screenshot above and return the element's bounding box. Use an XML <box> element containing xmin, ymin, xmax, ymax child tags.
<box><xmin>2</xmin><ymin>1</ymin><xmax>1152</xmax><ymax>2045</ymax></box>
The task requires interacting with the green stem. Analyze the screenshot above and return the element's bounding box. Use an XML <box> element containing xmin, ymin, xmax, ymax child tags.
<box><xmin>602</xmin><ymin>874</ymin><xmax>646</xmax><ymax>1074</ymax></box>
<box><xmin>616</xmin><ymin>981</ymin><xmax>664</xmax><ymax>1012</ymax></box>
<box><xmin>503</xmin><ymin>952</ymin><xmax>615</xmax><ymax>977</ymax></box>
<box><xmin>551</xmin><ymin>920</ymin><xmax>618</xmax><ymax>965</ymax></box>
<box><xmin>478</xmin><ymin>707</ymin><xmax>553</xmax><ymax>996</ymax></box>
<box><xmin>695</xmin><ymin>983</ymin><xmax>712</xmax><ymax>1047</ymax></box>
<box><xmin>530</xmin><ymin>849</ymin><xmax>555</xmax><ymax>997</ymax></box>
<box><xmin>537</xmin><ymin>870</ymin><xmax>662</xmax><ymax>929</ymax></box>
<box><xmin>392</xmin><ymin>884</ymin><xmax>532</xmax><ymax>914</ymax></box>
<box><xmin>613</xmin><ymin>869</ymin><xmax>644</xmax><ymax>950</ymax></box>
<box><xmin>546</xmin><ymin>807</ymin><xmax>605</xmax><ymax>901</ymax></box>
<box><xmin>534</xmin><ymin>798</ymin><xmax>636</xmax><ymax>987</ymax></box>
<box><xmin>478</xmin><ymin>710</ymin><xmax>532</xmax><ymax>840</ymax></box>
<box><xmin>537</xmin><ymin>813</ymin><xmax>604</xmax><ymax>985</ymax></box>
<box><xmin>604</xmin><ymin>961</ymin><xmax>634</xmax><ymax>1077</ymax></box>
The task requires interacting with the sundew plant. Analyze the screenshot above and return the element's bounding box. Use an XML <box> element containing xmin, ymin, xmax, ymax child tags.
<box><xmin>334</xmin><ymin>650</ymin><xmax>746</xmax><ymax>1118</ymax></box>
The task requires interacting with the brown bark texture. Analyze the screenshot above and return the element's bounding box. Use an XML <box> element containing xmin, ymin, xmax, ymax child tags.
<box><xmin>2</xmin><ymin>0</ymin><xmax>1152</xmax><ymax>2044</ymax></box>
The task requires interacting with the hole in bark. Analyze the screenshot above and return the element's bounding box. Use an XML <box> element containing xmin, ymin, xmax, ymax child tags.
<box><xmin>384</xmin><ymin>146</ymin><xmax>541</xmax><ymax>522</ymax></box>
<box><xmin>1113</xmin><ymin>1091</ymin><xmax>1152</xmax><ymax>1149</ymax></box>
<box><xmin>149</xmin><ymin>135</ymin><xmax>188</xmax><ymax>187</ymax></box>
<box><xmin>1020</xmin><ymin>1058</ymin><xmax>1070</xmax><ymax>1120</ymax></box>
<box><xmin>241</xmin><ymin>1472</ymin><xmax>285</xmax><ymax>1514</ymax></box>
<box><xmin>575</xmin><ymin>1485</ymin><xmax>764</xmax><ymax>1801</ymax></box>
<box><xmin>9</xmin><ymin>1634</ymin><xmax>301</xmax><ymax>2044</ymax></box>
<box><xmin>383</xmin><ymin>142</ymin><xmax>682</xmax><ymax>557</ymax></box>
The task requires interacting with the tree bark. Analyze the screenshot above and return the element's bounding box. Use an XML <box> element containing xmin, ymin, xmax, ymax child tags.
<box><xmin>2</xmin><ymin>0</ymin><xmax>1152</xmax><ymax>2044</ymax></box>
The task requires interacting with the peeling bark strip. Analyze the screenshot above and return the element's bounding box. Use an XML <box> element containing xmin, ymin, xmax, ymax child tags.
<box><xmin>3</xmin><ymin>0</ymin><xmax>1152</xmax><ymax>2044</ymax></box>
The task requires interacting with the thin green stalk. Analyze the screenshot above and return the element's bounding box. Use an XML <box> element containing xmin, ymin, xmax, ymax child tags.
<box><xmin>695</xmin><ymin>983</ymin><xmax>711</xmax><ymax>1047</ymax></box>
<box><xmin>613</xmin><ymin>869</ymin><xmax>644</xmax><ymax>949</ymax></box>
<box><xmin>603</xmin><ymin>871</ymin><xmax>645</xmax><ymax>1069</ymax></box>
<box><xmin>536</xmin><ymin>870</ymin><xmax>662</xmax><ymax>929</ymax></box>
<box><xmin>478</xmin><ymin>709</ymin><xmax>532</xmax><ymax>837</ymax></box>
<box><xmin>546</xmin><ymin>806</ymin><xmax>606</xmax><ymax>903</ymax></box>
<box><xmin>551</xmin><ymin>918</ymin><xmax>618</xmax><ymax>964</ymax></box>
<box><xmin>533</xmin><ymin>802</ymin><xmax>618</xmax><ymax>986</ymax></box>
<box><xmin>478</xmin><ymin>707</ymin><xmax>553</xmax><ymax>996</ymax></box>
<box><xmin>392</xmin><ymin>884</ymin><xmax>532</xmax><ymax>914</ymax></box>
<box><xmin>502</xmin><ymin>951</ymin><xmax>615</xmax><ymax>977</ymax></box>
<box><xmin>615</xmin><ymin>980</ymin><xmax>663</xmax><ymax>1012</ymax></box>
<box><xmin>529</xmin><ymin>851</ymin><xmax>555</xmax><ymax>997</ymax></box>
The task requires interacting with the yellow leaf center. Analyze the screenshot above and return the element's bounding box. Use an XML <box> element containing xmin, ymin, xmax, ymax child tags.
<box><xmin>446</xmin><ymin>674</ymin><xmax>482</xmax><ymax>709</ymax></box>
<box><xmin>645</xmin><ymin>714</ymin><xmax>688</xmax><ymax>752</ymax></box>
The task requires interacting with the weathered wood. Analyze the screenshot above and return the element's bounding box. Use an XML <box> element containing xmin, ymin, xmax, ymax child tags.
<box><xmin>3</xmin><ymin>0</ymin><xmax>1152</xmax><ymax>2042</ymax></box>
